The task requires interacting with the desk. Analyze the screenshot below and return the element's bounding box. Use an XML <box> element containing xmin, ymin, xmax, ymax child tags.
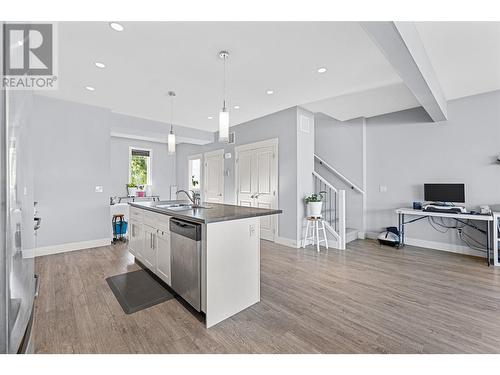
<box><xmin>395</xmin><ymin>208</ymin><xmax>496</xmax><ymax>266</ymax></box>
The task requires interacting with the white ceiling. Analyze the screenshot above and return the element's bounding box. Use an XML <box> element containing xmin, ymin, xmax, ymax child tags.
<box><xmin>38</xmin><ymin>21</ymin><xmax>500</xmax><ymax>130</ymax></box>
<box><xmin>414</xmin><ymin>21</ymin><xmax>500</xmax><ymax>101</ymax></box>
<box><xmin>39</xmin><ymin>22</ymin><xmax>403</xmax><ymax>130</ymax></box>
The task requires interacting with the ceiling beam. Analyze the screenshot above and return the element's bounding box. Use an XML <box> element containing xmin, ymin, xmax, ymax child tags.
<box><xmin>360</xmin><ymin>21</ymin><xmax>447</xmax><ymax>122</ymax></box>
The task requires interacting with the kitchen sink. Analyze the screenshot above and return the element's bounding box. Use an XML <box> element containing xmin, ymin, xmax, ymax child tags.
<box><xmin>156</xmin><ymin>203</ymin><xmax>212</xmax><ymax>210</ymax></box>
<box><xmin>156</xmin><ymin>203</ymin><xmax>193</xmax><ymax>210</ymax></box>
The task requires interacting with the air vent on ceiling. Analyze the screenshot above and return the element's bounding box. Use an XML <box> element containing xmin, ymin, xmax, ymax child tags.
<box><xmin>228</xmin><ymin>132</ymin><xmax>235</xmax><ymax>144</ymax></box>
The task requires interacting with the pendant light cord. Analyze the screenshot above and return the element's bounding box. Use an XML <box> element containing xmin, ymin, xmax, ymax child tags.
<box><xmin>170</xmin><ymin>94</ymin><xmax>174</xmax><ymax>133</ymax></box>
<box><xmin>223</xmin><ymin>56</ymin><xmax>227</xmax><ymax>111</ymax></box>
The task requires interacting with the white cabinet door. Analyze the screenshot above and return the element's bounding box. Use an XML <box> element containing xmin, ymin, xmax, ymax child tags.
<box><xmin>156</xmin><ymin>230</ymin><xmax>171</xmax><ymax>286</ymax></box>
<box><xmin>142</xmin><ymin>225</ymin><xmax>156</xmax><ymax>269</ymax></box>
<box><xmin>204</xmin><ymin>150</ymin><xmax>224</xmax><ymax>203</ymax></box>
<box><xmin>129</xmin><ymin>219</ymin><xmax>144</xmax><ymax>261</ymax></box>
<box><xmin>253</xmin><ymin>146</ymin><xmax>276</xmax><ymax>241</ymax></box>
<box><xmin>236</xmin><ymin>144</ymin><xmax>277</xmax><ymax>241</ymax></box>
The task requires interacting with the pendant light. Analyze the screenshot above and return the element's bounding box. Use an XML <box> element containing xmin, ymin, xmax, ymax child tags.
<box><xmin>167</xmin><ymin>91</ymin><xmax>176</xmax><ymax>154</ymax></box>
<box><xmin>218</xmin><ymin>50</ymin><xmax>230</xmax><ymax>143</ymax></box>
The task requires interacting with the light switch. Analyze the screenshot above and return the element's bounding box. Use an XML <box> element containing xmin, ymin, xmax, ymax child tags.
<box><xmin>224</xmin><ymin>152</ymin><xmax>232</xmax><ymax>159</ymax></box>
<box><xmin>379</xmin><ymin>185</ymin><xmax>387</xmax><ymax>193</ymax></box>
<box><xmin>95</xmin><ymin>186</ymin><xmax>103</xmax><ymax>193</ymax></box>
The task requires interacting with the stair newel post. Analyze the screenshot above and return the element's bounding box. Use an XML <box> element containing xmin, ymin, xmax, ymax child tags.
<box><xmin>338</xmin><ymin>190</ymin><xmax>346</xmax><ymax>250</ymax></box>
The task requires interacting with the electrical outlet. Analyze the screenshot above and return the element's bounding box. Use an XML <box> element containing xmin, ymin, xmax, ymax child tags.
<box><xmin>379</xmin><ymin>185</ymin><xmax>387</xmax><ymax>193</ymax></box>
<box><xmin>249</xmin><ymin>224</ymin><xmax>256</xmax><ymax>237</ymax></box>
<box><xmin>95</xmin><ymin>186</ymin><xmax>103</xmax><ymax>193</ymax></box>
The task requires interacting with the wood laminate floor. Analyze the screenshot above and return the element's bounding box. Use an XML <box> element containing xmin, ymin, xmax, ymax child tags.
<box><xmin>34</xmin><ymin>240</ymin><xmax>500</xmax><ymax>353</ymax></box>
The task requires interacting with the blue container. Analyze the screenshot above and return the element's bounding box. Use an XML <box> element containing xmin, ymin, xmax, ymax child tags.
<box><xmin>114</xmin><ymin>221</ymin><xmax>128</xmax><ymax>235</ymax></box>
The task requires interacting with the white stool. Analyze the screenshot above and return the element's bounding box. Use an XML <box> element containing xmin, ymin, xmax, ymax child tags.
<box><xmin>302</xmin><ymin>216</ymin><xmax>328</xmax><ymax>252</ymax></box>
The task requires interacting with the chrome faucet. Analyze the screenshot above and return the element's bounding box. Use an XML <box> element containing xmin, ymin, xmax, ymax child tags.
<box><xmin>176</xmin><ymin>190</ymin><xmax>201</xmax><ymax>207</ymax></box>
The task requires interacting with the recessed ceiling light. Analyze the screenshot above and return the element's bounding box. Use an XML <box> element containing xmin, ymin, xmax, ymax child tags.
<box><xmin>109</xmin><ymin>22</ymin><xmax>124</xmax><ymax>32</ymax></box>
<box><xmin>208</xmin><ymin>116</ymin><xmax>213</xmax><ymax>120</ymax></box>
<box><xmin>85</xmin><ymin>86</ymin><xmax>95</xmax><ymax>91</ymax></box>
<box><xmin>95</xmin><ymin>62</ymin><xmax>106</xmax><ymax>68</ymax></box>
<box><xmin>266</xmin><ymin>90</ymin><xmax>274</xmax><ymax>95</ymax></box>
<box><xmin>317</xmin><ymin>67</ymin><xmax>327</xmax><ymax>74</ymax></box>
<box><xmin>234</xmin><ymin>105</ymin><xmax>240</xmax><ymax>109</ymax></box>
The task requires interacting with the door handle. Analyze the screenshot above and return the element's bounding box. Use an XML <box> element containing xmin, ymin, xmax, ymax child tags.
<box><xmin>254</xmin><ymin>193</ymin><xmax>260</xmax><ymax>199</ymax></box>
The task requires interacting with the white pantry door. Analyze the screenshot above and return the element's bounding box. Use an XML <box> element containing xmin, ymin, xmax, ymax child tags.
<box><xmin>236</xmin><ymin>140</ymin><xmax>278</xmax><ymax>241</ymax></box>
<box><xmin>204</xmin><ymin>150</ymin><xmax>224</xmax><ymax>203</ymax></box>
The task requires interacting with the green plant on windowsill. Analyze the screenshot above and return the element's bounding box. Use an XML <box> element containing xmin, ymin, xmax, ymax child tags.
<box><xmin>126</xmin><ymin>183</ymin><xmax>137</xmax><ymax>188</ymax></box>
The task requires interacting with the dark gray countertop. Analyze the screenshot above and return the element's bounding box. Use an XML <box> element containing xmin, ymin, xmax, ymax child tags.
<box><xmin>128</xmin><ymin>200</ymin><xmax>282</xmax><ymax>224</ymax></box>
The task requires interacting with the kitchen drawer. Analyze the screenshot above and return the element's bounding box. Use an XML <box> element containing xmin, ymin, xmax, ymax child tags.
<box><xmin>129</xmin><ymin>207</ymin><xmax>144</xmax><ymax>222</ymax></box>
<box><xmin>155</xmin><ymin>219</ymin><xmax>171</xmax><ymax>234</ymax></box>
<box><xmin>143</xmin><ymin>210</ymin><xmax>170</xmax><ymax>229</ymax></box>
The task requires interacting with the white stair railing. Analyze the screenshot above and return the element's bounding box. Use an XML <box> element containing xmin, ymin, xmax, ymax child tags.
<box><xmin>314</xmin><ymin>154</ymin><xmax>365</xmax><ymax>194</ymax></box>
<box><xmin>312</xmin><ymin>171</ymin><xmax>346</xmax><ymax>250</ymax></box>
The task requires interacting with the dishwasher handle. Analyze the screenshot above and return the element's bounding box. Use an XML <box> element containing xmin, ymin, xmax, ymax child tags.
<box><xmin>170</xmin><ymin>218</ymin><xmax>202</xmax><ymax>241</ymax></box>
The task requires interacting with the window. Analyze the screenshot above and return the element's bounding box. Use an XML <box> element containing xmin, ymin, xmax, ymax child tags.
<box><xmin>189</xmin><ymin>156</ymin><xmax>201</xmax><ymax>191</ymax></box>
<box><xmin>129</xmin><ymin>147</ymin><xmax>152</xmax><ymax>187</ymax></box>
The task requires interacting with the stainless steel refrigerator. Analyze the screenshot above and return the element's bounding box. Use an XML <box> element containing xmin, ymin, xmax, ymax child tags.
<box><xmin>1</xmin><ymin>23</ymin><xmax>37</xmax><ymax>354</ymax></box>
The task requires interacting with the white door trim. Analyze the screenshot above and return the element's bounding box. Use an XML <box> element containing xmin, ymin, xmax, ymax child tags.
<box><xmin>234</xmin><ymin>138</ymin><xmax>279</xmax><ymax>153</ymax></box>
<box><xmin>204</xmin><ymin>149</ymin><xmax>225</xmax><ymax>203</ymax></box>
<box><xmin>188</xmin><ymin>153</ymin><xmax>203</xmax><ymax>195</ymax></box>
<box><xmin>235</xmin><ymin>138</ymin><xmax>279</xmax><ymax>242</ymax></box>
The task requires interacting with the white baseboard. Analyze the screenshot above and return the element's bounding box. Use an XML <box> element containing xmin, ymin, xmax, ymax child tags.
<box><xmin>365</xmin><ymin>231</ymin><xmax>484</xmax><ymax>258</ymax></box>
<box><xmin>274</xmin><ymin>236</ymin><xmax>299</xmax><ymax>248</ymax></box>
<box><xmin>24</xmin><ymin>238</ymin><xmax>112</xmax><ymax>258</ymax></box>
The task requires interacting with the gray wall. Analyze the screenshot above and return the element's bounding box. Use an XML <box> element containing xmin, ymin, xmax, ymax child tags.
<box><xmin>109</xmin><ymin>111</ymin><xmax>213</xmax><ymax>144</ymax></box>
<box><xmin>314</xmin><ymin>114</ymin><xmax>364</xmax><ymax>230</ymax></box>
<box><xmin>296</xmin><ymin>107</ymin><xmax>315</xmax><ymax>242</ymax></box>
<box><xmin>366</xmin><ymin>90</ymin><xmax>500</xmax><ymax>253</ymax></box>
<box><xmin>110</xmin><ymin>137</ymin><xmax>176</xmax><ymax>199</ymax></box>
<box><xmin>31</xmin><ymin>96</ymin><xmax>112</xmax><ymax>247</ymax></box>
<box><xmin>29</xmin><ymin>95</ymin><xmax>211</xmax><ymax>249</ymax></box>
<box><xmin>177</xmin><ymin>107</ymin><xmax>299</xmax><ymax>241</ymax></box>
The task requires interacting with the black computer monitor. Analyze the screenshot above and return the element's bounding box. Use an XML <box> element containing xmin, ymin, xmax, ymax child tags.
<box><xmin>424</xmin><ymin>183</ymin><xmax>465</xmax><ymax>203</ymax></box>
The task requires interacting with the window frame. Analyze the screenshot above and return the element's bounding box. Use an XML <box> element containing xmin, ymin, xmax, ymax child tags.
<box><xmin>188</xmin><ymin>153</ymin><xmax>202</xmax><ymax>192</ymax></box>
<box><xmin>128</xmin><ymin>146</ymin><xmax>153</xmax><ymax>187</ymax></box>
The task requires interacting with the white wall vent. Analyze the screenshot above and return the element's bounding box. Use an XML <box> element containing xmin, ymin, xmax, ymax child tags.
<box><xmin>300</xmin><ymin>115</ymin><xmax>310</xmax><ymax>133</ymax></box>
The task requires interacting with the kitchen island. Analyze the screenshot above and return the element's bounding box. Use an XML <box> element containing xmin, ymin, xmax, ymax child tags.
<box><xmin>128</xmin><ymin>200</ymin><xmax>282</xmax><ymax>328</ymax></box>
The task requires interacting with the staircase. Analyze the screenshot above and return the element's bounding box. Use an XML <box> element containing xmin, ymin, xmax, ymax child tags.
<box><xmin>311</xmin><ymin>154</ymin><xmax>365</xmax><ymax>250</ymax></box>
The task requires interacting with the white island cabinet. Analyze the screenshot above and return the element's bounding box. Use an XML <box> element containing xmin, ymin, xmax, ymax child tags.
<box><xmin>128</xmin><ymin>206</ymin><xmax>172</xmax><ymax>286</ymax></box>
<box><xmin>128</xmin><ymin>201</ymin><xmax>282</xmax><ymax>328</ymax></box>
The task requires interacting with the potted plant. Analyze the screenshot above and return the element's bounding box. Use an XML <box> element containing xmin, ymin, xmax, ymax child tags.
<box><xmin>137</xmin><ymin>185</ymin><xmax>146</xmax><ymax>197</ymax></box>
<box><xmin>191</xmin><ymin>175</ymin><xmax>199</xmax><ymax>188</ymax></box>
<box><xmin>127</xmin><ymin>183</ymin><xmax>138</xmax><ymax>197</ymax></box>
<box><xmin>305</xmin><ymin>191</ymin><xmax>326</xmax><ymax>217</ymax></box>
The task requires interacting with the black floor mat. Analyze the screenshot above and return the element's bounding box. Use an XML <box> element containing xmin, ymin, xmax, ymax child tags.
<box><xmin>106</xmin><ymin>270</ymin><xmax>175</xmax><ymax>314</ymax></box>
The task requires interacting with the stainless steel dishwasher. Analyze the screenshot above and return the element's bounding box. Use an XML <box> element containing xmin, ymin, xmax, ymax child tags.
<box><xmin>170</xmin><ymin>218</ymin><xmax>202</xmax><ymax>311</ymax></box>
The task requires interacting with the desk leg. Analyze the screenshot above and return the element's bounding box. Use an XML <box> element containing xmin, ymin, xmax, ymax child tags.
<box><xmin>398</xmin><ymin>213</ymin><xmax>405</xmax><ymax>248</ymax></box>
<box><xmin>401</xmin><ymin>213</ymin><xmax>405</xmax><ymax>247</ymax></box>
<box><xmin>494</xmin><ymin>218</ymin><xmax>499</xmax><ymax>267</ymax></box>
<box><xmin>487</xmin><ymin>222</ymin><xmax>491</xmax><ymax>267</ymax></box>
